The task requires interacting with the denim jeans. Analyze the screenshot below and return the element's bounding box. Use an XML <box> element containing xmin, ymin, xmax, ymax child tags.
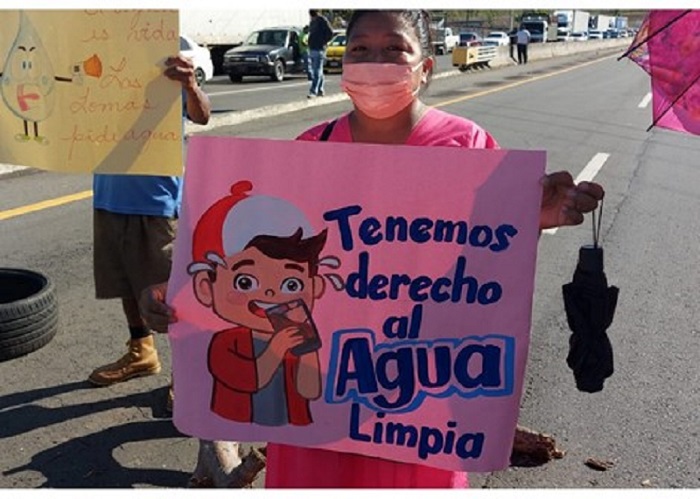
<box><xmin>301</xmin><ymin>52</ymin><xmax>311</xmax><ymax>80</ymax></box>
<box><xmin>309</xmin><ymin>49</ymin><xmax>325</xmax><ymax>95</ymax></box>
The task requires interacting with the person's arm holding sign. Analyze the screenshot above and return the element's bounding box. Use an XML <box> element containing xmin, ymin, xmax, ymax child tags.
<box><xmin>540</xmin><ymin>171</ymin><xmax>604</xmax><ymax>230</ymax></box>
<box><xmin>165</xmin><ymin>54</ymin><xmax>211</xmax><ymax>125</ymax></box>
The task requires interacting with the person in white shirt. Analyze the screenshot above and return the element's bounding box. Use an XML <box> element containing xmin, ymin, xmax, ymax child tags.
<box><xmin>516</xmin><ymin>27</ymin><xmax>531</xmax><ymax>64</ymax></box>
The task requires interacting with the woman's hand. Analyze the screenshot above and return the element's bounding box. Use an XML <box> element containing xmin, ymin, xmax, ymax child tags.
<box><xmin>139</xmin><ymin>282</ymin><xmax>177</xmax><ymax>333</ymax></box>
<box><xmin>539</xmin><ymin>171</ymin><xmax>605</xmax><ymax>230</ymax></box>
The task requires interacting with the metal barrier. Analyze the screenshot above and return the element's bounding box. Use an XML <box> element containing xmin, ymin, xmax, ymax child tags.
<box><xmin>451</xmin><ymin>45</ymin><xmax>498</xmax><ymax>71</ymax></box>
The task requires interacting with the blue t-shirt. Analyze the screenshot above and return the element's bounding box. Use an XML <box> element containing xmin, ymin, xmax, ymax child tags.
<box><xmin>93</xmin><ymin>174</ymin><xmax>182</xmax><ymax>217</ymax></box>
<box><xmin>93</xmin><ymin>92</ymin><xmax>187</xmax><ymax>217</ymax></box>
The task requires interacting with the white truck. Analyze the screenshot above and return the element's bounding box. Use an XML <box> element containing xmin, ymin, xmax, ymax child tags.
<box><xmin>430</xmin><ymin>18</ymin><xmax>460</xmax><ymax>54</ymax></box>
<box><xmin>180</xmin><ymin>9</ymin><xmax>309</xmax><ymax>74</ymax></box>
<box><xmin>590</xmin><ymin>14</ymin><xmax>614</xmax><ymax>32</ymax></box>
<box><xmin>520</xmin><ymin>13</ymin><xmax>558</xmax><ymax>43</ymax></box>
<box><xmin>555</xmin><ymin>10</ymin><xmax>591</xmax><ymax>40</ymax></box>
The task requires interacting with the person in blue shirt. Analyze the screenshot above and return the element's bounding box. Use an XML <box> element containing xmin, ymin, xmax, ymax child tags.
<box><xmin>88</xmin><ymin>54</ymin><xmax>210</xmax><ymax>411</ymax></box>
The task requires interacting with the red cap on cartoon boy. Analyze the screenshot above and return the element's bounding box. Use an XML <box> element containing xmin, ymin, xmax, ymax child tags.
<box><xmin>188</xmin><ymin>180</ymin><xmax>315</xmax><ymax>274</ymax></box>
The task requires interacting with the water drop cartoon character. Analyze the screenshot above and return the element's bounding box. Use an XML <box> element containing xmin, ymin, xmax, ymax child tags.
<box><xmin>0</xmin><ymin>11</ymin><xmax>102</xmax><ymax>144</ymax></box>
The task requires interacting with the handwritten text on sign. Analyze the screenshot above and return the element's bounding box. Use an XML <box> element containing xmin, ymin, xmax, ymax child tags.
<box><xmin>0</xmin><ymin>10</ymin><xmax>181</xmax><ymax>174</ymax></box>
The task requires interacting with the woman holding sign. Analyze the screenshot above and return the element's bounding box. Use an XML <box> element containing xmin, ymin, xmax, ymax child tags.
<box><xmin>263</xmin><ymin>9</ymin><xmax>604</xmax><ymax>488</ymax></box>
<box><xmin>140</xmin><ymin>8</ymin><xmax>604</xmax><ymax>489</ymax></box>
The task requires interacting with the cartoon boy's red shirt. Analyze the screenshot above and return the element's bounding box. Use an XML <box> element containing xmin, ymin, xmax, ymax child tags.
<box><xmin>207</xmin><ymin>326</ymin><xmax>312</xmax><ymax>426</ymax></box>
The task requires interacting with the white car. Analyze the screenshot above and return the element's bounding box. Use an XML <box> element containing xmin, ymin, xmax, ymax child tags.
<box><xmin>588</xmin><ymin>30</ymin><xmax>604</xmax><ymax>40</ymax></box>
<box><xmin>571</xmin><ymin>32</ymin><xmax>589</xmax><ymax>41</ymax></box>
<box><xmin>483</xmin><ymin>31</ymin><xmax>509</xmax><ymax>46</ymax></box>
<box><xmin>180</xmin><ymin>34</ymin><xmax>214</xmax><ymax>86</ymax></box>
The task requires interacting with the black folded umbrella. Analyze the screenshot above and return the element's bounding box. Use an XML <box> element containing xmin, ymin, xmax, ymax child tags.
<box><xmin>562</xmin><ymin>243</ymin><xmax>619</xmax><ymax>393</ymax></box>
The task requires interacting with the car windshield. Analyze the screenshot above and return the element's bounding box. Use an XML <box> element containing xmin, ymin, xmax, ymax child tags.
<box><xmin>329</xmin><ymin>35</ymin><xmax>346</xmax><ymax>46</ymax></box>
<box><xmin>179</xmin><ymin>36</ymin><xmax>192</xmax><ymax>51</ymax></box>
<box><xmin>246</xmin><ymin>30</ymin><xmax>287</xmax><ymax>46</ymax></box>
<box><xmin>487</xmin><ymin>32</ymin><xmax>503</xmax><ymax>38</ymax></box>
<box><xmin>521</xmin><ymin>22</ymin><xmax>543</xmax><ymax>34</ymax></box>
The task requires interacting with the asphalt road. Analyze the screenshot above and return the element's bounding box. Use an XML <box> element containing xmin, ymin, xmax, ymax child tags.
<box><xmin>1</xmin><ymin>47</ymin><xmax>699</xmax><ymax>489</ymax></box>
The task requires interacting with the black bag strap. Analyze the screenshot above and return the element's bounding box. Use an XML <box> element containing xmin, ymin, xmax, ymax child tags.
<box><xmin>319</xmin><ymin>119</ymin><xmax>337</xmax><ymax>141</ymax></box>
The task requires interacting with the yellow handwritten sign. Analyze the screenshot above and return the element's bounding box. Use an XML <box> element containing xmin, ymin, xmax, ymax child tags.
<box><xmin>0</xmin><ymin>10</ymin><xmax>182</xmax><ymax>175</ymax></box>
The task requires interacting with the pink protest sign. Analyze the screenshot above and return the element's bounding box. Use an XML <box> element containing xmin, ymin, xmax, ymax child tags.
<box><xmin>168</xmin><ymin>135</ymin><xmax>545</xmax><ymax>472</ymax></box>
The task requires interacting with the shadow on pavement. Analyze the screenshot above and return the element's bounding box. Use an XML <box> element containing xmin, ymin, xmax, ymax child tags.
<box><xmin>4</xmin><ymin>419</ymin><xmax>189</xmax><ymax>487</ymax></box>
<box><xmin>0</xmin><ymin>384</ymin><xmax>171</xmax><ymax>439</ymax></box>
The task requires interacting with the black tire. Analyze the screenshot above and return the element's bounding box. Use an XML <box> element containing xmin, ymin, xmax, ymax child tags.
<box><xmin>229</xmin><ymin>73</ymin><xmax>242</xmax><ymax>83</ymax></box>
<box><xmin>271</xmin><ymin>60</ymin><xmax>285</xmax><ymax>82</ymax></box>
<box><xmin>0</xmin><ymin>268</ymin><xmax>59</xmax><ymax>362</ymax></box>
<box><xmin>194</xmin><ymin>67</ymin><xmax>206</xmax><ymax>86</ymax></box>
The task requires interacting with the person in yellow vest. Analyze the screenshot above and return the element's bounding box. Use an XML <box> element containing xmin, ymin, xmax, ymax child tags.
<box><xmin>300</xmin><ymin>25</ymin><xmax>311</xmax><ymax>80</ymax></box>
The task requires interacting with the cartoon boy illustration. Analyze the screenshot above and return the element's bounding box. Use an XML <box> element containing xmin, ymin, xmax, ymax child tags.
<box><xmin>187</xmin><ymin>180</ymin><xmax>341</xmax><ymax>427</ymax></box>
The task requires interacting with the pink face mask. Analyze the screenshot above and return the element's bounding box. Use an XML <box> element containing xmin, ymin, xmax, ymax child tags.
<box><xmin>340</xmin><ymin>62</ymin><xmax>423</xmax><ymax>120</ymax></box>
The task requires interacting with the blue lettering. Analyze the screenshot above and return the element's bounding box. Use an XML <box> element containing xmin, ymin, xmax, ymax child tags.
<box><xmin>456</xmin><ymin>433</ymin><xmax>485</xmax><ymax>459</ymax></box>
<box><xmin>385</xmin><ymin>421</ymin><xmax>419</xmax><ymax>446</ymax></box>
<box><xmin>323</xmin><ymin>205</ymin><xmax>362</xmax><ymax>251</ymax></box>
<box><xmin>469</xmin><ymin>225</ymin><xmax>493</xmax><ymax>247</ymax></box>
<box><xmin>478</xmin><ymin>282</ymin><xmax>502</xmax><ymax>305</ymax></box>
<box><xmin>416</xmin><ymin>346</ymin><xmax>451</xmax><ymax>387</ymax></box>
<box><xmin>453</xmin><ymin>345</ymin><xmax>502</xmax><ymax>389</ymax></box>
<box><xmin>434</xmin><ymin>219</ymin><xmax>468</xmax><ymax>244</ymax></box>
<box><xmin>385</xmin><ymin>216</ymin><xmax>408</xmax><ymax>242</ymax></box>
<box><xmin>388</xmin><ymin>273</ymin><xmax>411</xmax><ymax>299</ymax></box>
<box><xmin>451</xmin><ymin>256</ymin><xmax>479</xmax><ymax>303</ymax></box>
<box><xmin>326</xmin><ymin>330</ymin><xmax>514</xmax><ymax>413</ymax></box>
<box><xmin>490</xmin><ymin>224</ymin><xmax>518</xmax><ymax>252</ymax></box>
<box><xmin>417</xmin><ymin>426</ymin><xmax>444</xmax><ymax>459</ymax></box>
<box><xmin>348</xmin><ymin>402</ymin><xmax>371</xmax><ymax>442</ymax></box>
<box><xmin>368</xmin><ymin>274</ymin><xmax>389</xmax><ymax>300</ymax></box>
<box><xmin>409</xmin><ymin>217</ymin><xmax>434</xmax><ymax>243</ymax></box>
<box><xmin>336</xmin><ymin>337</ymin><xmax>378</xmax><ymax>396</ymax></box>
<box><xmin>430</xmin><ymin>277</ymin><xmax>451</xmax><ymax>302</ymax></box>
<box><xmin>346</xmin><ymin>252</ymin><xmax>369</xmax><ymax>299</ymax></box>
<box><xmin>372</xmin><ymin>347</ymin><xmax>415</xmax><ymax>409</ymax></box>
<box><xmin>408</xmin><ymin>275</ymin><xmax>432</xmax><ymax>302</ymax></box>
<box><xmin>359</xmin><ymin>217</ymin><xmax>383</xmax><ymax>246</ymax></box>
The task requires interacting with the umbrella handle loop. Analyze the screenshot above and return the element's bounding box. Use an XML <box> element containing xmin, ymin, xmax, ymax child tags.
<box><xmin>592</xmin><ymin>198</ymin><xmax>604</xmax><ymax>248</ymax></box>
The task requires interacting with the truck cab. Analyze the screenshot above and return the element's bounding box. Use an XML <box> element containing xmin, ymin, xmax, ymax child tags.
<box><xmin>222</xmin><ymin>27</ymin><xmax>303</xmax><ymax>82</ymax></box>
<box><xmin>430</xmin><ymin>18</ymin><xmax>460</xmax><ymax>55</ymax></box>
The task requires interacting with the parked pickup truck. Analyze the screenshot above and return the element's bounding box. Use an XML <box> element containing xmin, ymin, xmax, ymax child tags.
<box><xmin>222</xmin><ymin>26</ymin><xmax>304</xmax><ymax>82</ymax></box>
<box><xmin>431</xmin><ymin>19</ymin><xmax>460</xmax><ymax>55</ymax></box>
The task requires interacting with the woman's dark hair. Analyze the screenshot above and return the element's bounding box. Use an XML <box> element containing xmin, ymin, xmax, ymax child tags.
<box><xmin>346</xmin><ymin>10</ymin><xmax>434</xmax><ymax>58</ymax></box>
<box><xmin>346</xmin><ymin>10</ymin><xmax>434</xmax><ymax>90</ymax></box>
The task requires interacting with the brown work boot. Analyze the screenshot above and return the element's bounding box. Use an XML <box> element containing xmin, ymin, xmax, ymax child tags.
<box><xmin>88</xmin><ymin>335</ymin><xmax>161</xmax><ymax>386</ymax></box>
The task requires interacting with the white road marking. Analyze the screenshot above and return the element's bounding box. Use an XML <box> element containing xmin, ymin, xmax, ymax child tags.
<box><xmin>638</xmin><ymin>92</ymin><xmax>652</xmax><ymax>108</ymax></box>
<box><xmin>542</xmin><ymin>152</ymin><xmax>610</xmax><ymax>235</ymax></box>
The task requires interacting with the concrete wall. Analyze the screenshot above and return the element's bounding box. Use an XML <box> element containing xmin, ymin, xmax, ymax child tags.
<box><xmin>489</xmin><ymin>38</ymin><xmax>631</xmax><ymax>68</ymax></box>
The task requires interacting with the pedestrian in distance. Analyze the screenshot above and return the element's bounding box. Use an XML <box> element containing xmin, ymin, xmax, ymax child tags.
<box><xmin>140</xmin><ymin>9</ymin><xmax>604</xmax><ymax>488</ymax></box>
<box><xmin>508</xmin><ymin>29</ymin><xmax>517</xmax><ymax>61</ymax></box>
<box><xmin>516</xmin><ymin>26</ymin><xmax>531</xmax><ymax>64</ymax></box>
<box><xmin>88</xmin><ymin>54</ymin><xmax>210</xmax><ymax>415</ymax></box>
<box><xmin>307</xmin><ymin>9</ymin><xmax>334</xmax><ymax>98</ymax></box>
<box><xmin>300</xmin><ymin>25</ymin><xmax>311</xmax><ymax>81</ymax></box>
